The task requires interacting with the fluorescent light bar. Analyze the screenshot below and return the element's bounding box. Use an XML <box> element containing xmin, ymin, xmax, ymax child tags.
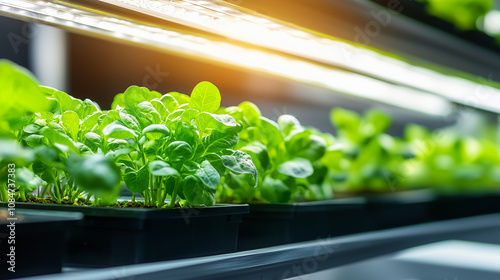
<box><xmin>96</xmin><ymin>0</ymin><xmax>500</xmax><ymax>114</ymax></box>
<box><xmin>0</xmin><ymin>0</ymin><xmax>451</xmax><ymax>116</ymax></box>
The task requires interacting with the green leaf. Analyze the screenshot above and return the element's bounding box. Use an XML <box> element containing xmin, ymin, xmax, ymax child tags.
<box><xmin>61</xmin><ymin>110</ymin><xmax>80</xmax><ymax>141</ymax></box>
<box><xmin>142</xmin><ymin>124</ymin><xmax>170</xmax><ymax>140</ymax></box>
<box><xmin>260</xmin><ymin>176</ymin><xmax>291</xmax><ymax>203</ymax></box>
<box><xmin>238</xmin><ymin>101</ymin><xmax>261</xmax><ymax>124</ymax></box>
<box><xmin>149</xmin><ymin>161</ymin><xmax>180</xmax><ymax>177</ymax></box>
<box><xmin>194</xmin><ymin>161</ymin><xmax>220</xmax><ymax>190</ymax></box>
<box><xmin>81</xmin><ymin>112</ymin><xmax>102</xmax><ymax>133</ymax></box>
<box><xmin>278</xmin><ymin>114</ymin><xmax>302</xmax><ymax>136</ymax></box>
<box><xmin>52</xmin><ymin>90</ymin><xmax>82</xmax><ymax>113</ymax></box>
<box><xmin>160</xmin><ymin>94</ymin><xmax>179</xmax><ymax>112</ymax></box>
<box><xmin>103</xmin><ymin>121</ymin><xmax>138</xmax><ymax>139</ymax></box>
<box><xmin>221</xmin><ymin>150</ymin><xmax>258</xmax><ymax>187</ymax></box>
<box><xmin>204</xmin><ymin>153</ymin><xmax>225</xmax><ymax>176</ymax></box>
<box><xmin>111</xmin><ymin>93</ymin><xmax>125</xmax><ymax>109</ymax></box>
<box><xmin>241</xmin><ymin>141</ymin><xmax>270</xmax><ymax>170</ymax></box>
<box><xmin>23</xmin><ymin>123</ymin><xmax>42</xmax><ymax>134</ymax></box>
<box><xmin>202</xmin><ymin>131</ymin><xmax>239</xmax><ymax>154</ymax></box>
<box><xmin>77</xmin><ymin>99</ymin><xmax>100</xmax><ymax>119</ymax></box>
<box><xmin>278</xmin><ymin>158</ymin><xmax>314</xmax><ymax>178</ymax></box>
<box><xmin>288</xmin><ymin>133</ymin><xmax>327</xmax><ymax>161</ymax></box>
<box><xmin>0</xmin><ymin>139</ymin><xmax>34</xmax><ymax>164</ymax></box>
<box><xmin>181</xmin><ymin>108</ymin><xmax>199</xmax><ymax>123</ymax></box>
<box><xmin>0</xmin><ymin>60</ymin><xmax>49</xmax><ymax>118</ymax></box>
<box><xmin>169</xmin><ymin>92</ymin><xmax>190</xmax><ymax>105</ymax></box>
<box><xmin>119</xmin><ymin>111</ymin><xmax>141</xmax><ymax>132</ymax></box>
<box><xmin>24</xmin><ymin>134</ymin><xmax>45</xmax><ymax>147</ymax></box>
<box><xmin>84</xmin><ymin>132</ymin><xmax>102</xmax><ymax>149</ymax></box>
<box><xmin>123</xmin><ymin>86</ymin><xmax>147</xmax><ymax>109</ymax></box>
<box><xmin>124</xmin><ymin>165</ymin><xmax>149</xmax><ymax>193</ymax></box>
<box><xmin>188</xmin><ymin>81</ymin><xmax>221</xmax><ymax>113</ymax></box>
<box><xmin>41</xmin><ymin>127</ymin><xmax>79</xmax><ymax>153</ymax></box>
<box><xmin>366</xmin><ymin>109</ymin><xmax>392</xmax><ymax>135</ymax></box>
<box><xmin>68</xmin><ymin>154</ymin><xmax>121</xmax><ymax>193</ymax></box>
<box><xmin>173</xmin><ymin>122</ymin><xmax>196</xmax><ymax>144</ymax></box>
<box><xmin>137</xmin><ymin>101</ymin><xmax>161</xmax><ymax>124</ymax></box>
<box><xmin>151</xmin><ymin>99</ymin><xmax>168</xmax><ymax>119</ymax></box>
<box><xmin>257</xmin><ymin>117</ymin><xmax>284</xmax><ymax>148</ymax></box>
<box><xmin>16</xmin><ymin>167</ymin><xmax>40</xmax><ymax>192</ymax></box>
<box><xmin>195</xmin><ymin>112</ymin><xmax>238</xmax><ymax>135</ymax></box>
<box><xmin>167</xmin><ymin>141</ymin><xmax>193</xmax><ymax>162</ymax></box>
<box><xmin>182</xmin><ymin>175</ymin><xmax>216</xmax><ymax>206</ymax></box>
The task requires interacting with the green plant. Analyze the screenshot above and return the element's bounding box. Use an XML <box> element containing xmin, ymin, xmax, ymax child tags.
<box><xmin>327</xmin><ymin>108</ymin><xmax>406</xmax><ymax>193</ymax></box>
<box><xmin>404</xmin><ymin>124</ymin><xmax>500</xmax><ymax>193</ymax></box>
<box><xmin>0</xmin><ymin>60</ymin><xmax>121</xmax><ymax>204</ymax></box>
<box><xmin>107</xmin><ymin>82</ymin><xmax>258</xmax><ymax>207</ymax></box>
<box><xmin>216</xmin><ymin>102</ymin><xmax>333</xmax><ymax>203</ymax></box>
<box><xmin>418</xmin><ymin>0</ymin><xmax>494</xmax><ymax>30</ymax></box>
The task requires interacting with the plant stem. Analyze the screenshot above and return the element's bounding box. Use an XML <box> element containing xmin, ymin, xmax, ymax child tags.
<box><xmin>169</xmin><ymin>179</ymin><xmax>178</xmax><ymax>208</ymax></box>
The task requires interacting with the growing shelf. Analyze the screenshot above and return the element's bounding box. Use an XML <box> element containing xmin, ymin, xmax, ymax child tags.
<box><xmin>19</xmin><ymin>213</ymin><xmax>500</xmax><ymax>280</ymax></box>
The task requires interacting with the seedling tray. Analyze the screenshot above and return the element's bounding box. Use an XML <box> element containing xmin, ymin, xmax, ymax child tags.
<box><xmin>364</xmin><ymin>190</ymin><xmax>435</xmax><ymax>230</ymax></box>
<box><xmin>430</xmin><ymin>193</ymin><xmax>500</xmax><ymax>221</ymax></box>
<box><xmin>0</xmin><ymin>208</ymin><xmax>82</xmax><ymax>279</ymax></box>
<box><xmin>10</xmin><ymin>202</ymin><xmax>248</xmax><ymax>268</ymax></box>
<box><xmin>237</xmin><ymin>198</ymin><xmax>366</xmax><ymax>251</ymax></box>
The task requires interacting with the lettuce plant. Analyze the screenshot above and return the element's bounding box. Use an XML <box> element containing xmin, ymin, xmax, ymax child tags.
<box><xmin>0</xmin><ymin>60</ymin><xmax>121</xmax><ymax>204</ymax></box>
<box><xmin>107</xmin><ymin>82</ymin><xmax>257</xmax><ymax>207</ymax></box>
<box><xmin>216</xmin><ymin>102</ymin><xmax>332</xmax><ymax>203</ymax></box>
<box><xmin>404</xmin><ymin>124</ymin><xmax>500</xmax><ymax>193</ymax></box>
<box><xmin>327</xmin><ymin>108</ymin><xmax>406</xmax><ymax>193</ymax></box>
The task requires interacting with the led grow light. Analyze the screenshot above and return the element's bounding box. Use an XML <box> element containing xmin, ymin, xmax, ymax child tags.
<box><xmin>94</xmin><ymin>0</ymin><xmax>500</xmax><ymax>114</ymax></box>
<box><xmin>0</xmin><ymin>0</ymin><xmax>450</xmax><ymax>116</ymax></box>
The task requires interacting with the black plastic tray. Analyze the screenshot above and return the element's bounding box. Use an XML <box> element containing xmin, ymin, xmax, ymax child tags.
<box><xmin>237</xmin><ymin>197</ymin><xmax>366</xmax><ymax>250</ymax></box>
<box><xmin>430</xmin><ymin>193</ymin><xmax>500</xmax><ymax>220</ymax></box>
<box><xmin>9</xmin><ymin>202</ymin><xmax>248</xmax><ymax>268</ymax></box>
<box><xmin>365</xmin><ymin>189</ymin><xmax>435</xmax><ymax>230</ymax></box>
<box><xmin>0</xmin><ymin>208</ymin><xmax>82</xmax><ymax>279</ymax></box>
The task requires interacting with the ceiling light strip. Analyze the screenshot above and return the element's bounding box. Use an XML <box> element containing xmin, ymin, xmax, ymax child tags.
<box><xmin>0</xmin><ymin>0</ymin><xmax>451</xmax><ymax>116</ymax></box>
<box><xmin>95</xmin><ymin>0</ymin><xmax>500</xmax><ymax>113</ymax></box>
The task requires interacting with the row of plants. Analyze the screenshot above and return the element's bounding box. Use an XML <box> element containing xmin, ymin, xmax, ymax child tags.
<box><xmin>3</xmin><ymin>59</ymin><xmax>500</xmax><ymax>207</ymax></box>
<box><xmin>0</xmin><ymin>60</ymin><xmax>257</xmax><ymax>207</ymax></box>
<box><xmin>4</xmin><ymin>59</ymin><xmax>500</xmax><ymax>273</ymax></box>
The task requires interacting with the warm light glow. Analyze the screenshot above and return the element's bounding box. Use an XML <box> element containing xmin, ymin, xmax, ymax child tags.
<box><xmin>94</xmin><ymin>0</ymin><xmax>500</xmax><ymax>114</ymax></box>
<box><xmin>0</xmin><ymin>0</ymin><xmax>457</xmax><ymax>116</ymax></box>
<box><xmin>484</xmin><ymin>10</ymin><xmax>500</xmax><ymax>36</ymax></box>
